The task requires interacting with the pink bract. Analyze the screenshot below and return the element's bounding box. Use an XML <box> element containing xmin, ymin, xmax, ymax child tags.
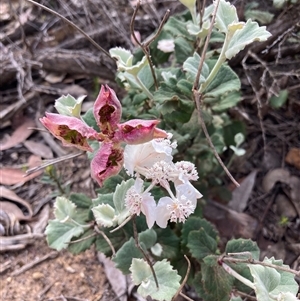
<box><xmin>91</xmin><ymin>142</ymin><xmax>124</xmax><ymax>187</ymax></box>
<box><xmin>117</xmin><ymin>119</ymin><xmax>168</xmax><ymax>144</ymax></box>
<box><xmin>39</xmin><ymin>113</ymin><xmax>98</xmax><ymax>151</ymax></box>
<box><xmin>93</xmin><ymin>85</ymin><xmax>122</xmax><ymax>135</ymax></box>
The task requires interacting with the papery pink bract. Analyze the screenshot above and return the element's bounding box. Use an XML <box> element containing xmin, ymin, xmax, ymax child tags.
<box><xmin>93</xmin><ymin>85</ymin><xmax>122</xmax><ymax>135</ymax></box>
<box><xmin>117</xmin><ymin>119</ymin><xmax>167</xmax><ymax>144</ymax></box>
<box><xmin>91</xmin><ymin>142</ymin><xmax>124</xmax><ymax>187</ymax></box>
<box><xmin>40</xmin><ymin>113</ymin><xmax>98</xmax><ymax>151</ymax></box>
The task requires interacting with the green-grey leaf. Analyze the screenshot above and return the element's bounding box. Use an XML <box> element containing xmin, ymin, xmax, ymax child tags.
<box><xmin>131</xmin><ymin>258</ymin><xmax>181</xmax><ymax>301</ymax></box>
<box><xmin>187</xmin><ymin>228</ymin><xmax>218</xmax><ymax>260</ymax></box>
<box><xmin>194</xmin><ymin>256</ymin><xmax>234</xmax><ymax>301</ymax></box>
<box><xmin>139</xmin><ymin>229</ymin><xmax>157</xmax><ymax>250</ymax></box>
<box><xmin>54</xmin><ymin>94</ymin><xmax>85</xmax><ymax>118</ymax></box>
<box><xmin>70</xmin><ymin>193</ymin><xmax>92</xmax><ymax>208</ymax></box>
<box><xmin>113</xmin><ymin>179</ymin><xmax>135</xmax><ymax>214</ymax></box>
<box><xmin>215</xmin><ymin>0</ymin><xmax>238</xmax><ymax>33</ymax></box>
<box><xmin>45</xmin><ymin>220</ymin><xmax>84</xmax><ymax>251</ymax></box>
<box><xmin>68</xmin><ymin>229</ymin><xmax>96</xmax><ymax>254</ymax></box>
<box><xmin>54</xmin><ymin>196</ymin><xmax>77</xmax><ymax>222</ymax></box>
<box><xmin>182</xmin><ymin>217</ymin><xmax>218</xmax><ymax>246</ymax></box>
<box><xmin>226</xmin><ymin>19</ymin><xmax>272</xmax><ymax>59</ymax></box>
<box><xmin>92</xmin><ymin>204</ymin><xmax>116</xmax><ymax>227</ymax></box>
<box><xmin>183</xmin><ymin>52</ymin><xmax>209</xmax><ymax>84</ymax></box>
<box><xmin>113</xmin><ymin>237</ymin><xmax>143</xmax><ymax>274</ymax></box>
<box><xmin>270</xmin><ymin>90</ymin><xmax>288</xmax><ymax>108</ymax></box>
<box><xmin>249</xmin><ymin>257</ymin><xmax>299</xmax><ymax>300</ymax></box>
<box><xmin>204</xmin><ymin>65</ymin><xmax>241</xmax><ymax>97</ymax></box>
<box><xmin>211</xmin><ymin>91</ymin><xmax>241</xmax><ymax>112</ymax></box>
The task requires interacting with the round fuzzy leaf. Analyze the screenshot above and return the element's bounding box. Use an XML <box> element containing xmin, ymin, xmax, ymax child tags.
<box><xmin>130</xmin><ymin>258</ymin><xmax>181</xmax><ymax>301</ymax></box>
<box><xmin>215</xmin><ymin>0</ymin><xmax>238</xmax><ymax>33</ymax></box>
<box><xmin>113</xmin><ymin>238</ymin><xmax>143</xmax><ymax>274</ymax></box>
<box><xmin>54</xmin><ymin>196</ymin><xmax>77</xmax><ymax>222</ymax></box>
<box><xmin>92</xmin><ymin>204</ymin><xmax>116</xmax><ymax>227</ymax></box>
<box><xmin>187</xmin><ymin>228</ymin><xmax>218</xmax><ymax>260</ymax></box>
<box><xmin>194</xmin><ymin>256</ymin><xmax>234</xmax><ymax>301</ymax></box>
<box><xmin>45</xmin><ymin>220</ymin><xmax>84</xmax><ymax>251</ymax></box>
<box><xmin>182</xmin><ymin>217</ymin><xmax>218</xmax><ymax>246</ymax></box>
<box><xmin>249</xmin><ymin>257</ymin><xmax>299</xmax><ymax>300</ymax></box>
<box><xmin>225</xmin><ymin>238</ymin><xmax>260</xmax><ymax>260</ymax></box>
<box><xmin>226</xmin><ymin>19</ymin><xmax>271</xmax><ymax>59</ymax></box>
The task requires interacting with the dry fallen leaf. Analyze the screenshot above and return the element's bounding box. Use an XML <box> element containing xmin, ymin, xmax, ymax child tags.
<box><xmin>97</xmin><ymin>253</ymin><xmax>128</xmax><ymax>301</ymax></box>
<box><xmin>285</xmin><ymin>148</ymin><xmax>300</xmax><ymax>170</ymax></box>
<box><xmin>0</xmin><ymin>118</ymin><xmax>35</xmax><ymax>151</ymax></box>
<box><xmin>0</xmin><ymin>155</ymin><xmax>42</xmax><ymax>185</ymax></box>
<box><xmin>0</xmin><ymin>186</ymin><xmax>33</xmax><ymax>217</ymax></box>
<box><xmin>229</xmin><ymin>170</ymin><xmax>258</xmax><ymax>213</ymax></box>
<box><xmin>23</xmin><ymin>140</ymin><xmax>53</xmax><ymax>159</ymax></box>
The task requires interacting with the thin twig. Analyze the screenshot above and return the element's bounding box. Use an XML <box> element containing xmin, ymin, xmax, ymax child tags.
<box><xmin>94</xmin><ymin>226</ymin><xmax>116</xmax><ymax>256</ymax></box>
<box><xmin>193</xmin><ymin>94</ymin><xmax>240</xmax><ymax>187</ymax></box>
<box><xmin>11</xmin><ymin>251</ymin><xmax>58</xmax><ymax>276</ymax></box>
<box><xmin>68</xmin><ymin>233</ymin><xmax>97</xmax><ymax>244</ymax></box>
<box><xmin>198</xmin><ymin>0</ymin><xmax>207</xmax><ymax>29</ymax></box>
<box><xmin>242</xmin><ymin>51</ymin><xmax>267</xmax><ymax>158</ymax></box>
<box><xmin>130</xmin><ymin>0</ymin><xmax>170</xmax><ymax>90</ymax></box>
<box><xmin>25</xmin><ymin>152</ymin><xmax>84</xmax><ymax>175</ymax></box>
<box><xmin>193</xmin><ymin>0</ymin><xmax>220</xmax><ymax>91</ymax></box>
<box><xmin>132</xmin><ymin>216</ymin><xmax>159</xmax><ymax>288</ymax></box>
<box><xmin>222</xmin><ymin>255</ymin><xmax>300</xmax><ymax>277</ymax></box>
<box><xmin>193</xmin><ymin>0</ymin><xmax>239</xmax><ymax>187</ymax></box>
<box><xmin>25</xmin><ymin>0</ymin><xmax>114</xmax><ymax>62</ymax></box>
<box><xmin>172</xmin><ymin>255</ymin><xmax>191</xmax><ymax>300</ymax></box>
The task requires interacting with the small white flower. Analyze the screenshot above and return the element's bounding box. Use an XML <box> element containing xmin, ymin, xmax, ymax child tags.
<box><xmin>124</xmin><ymin>136</ymin><xmax>175</xmax><ymax>177</ymax></box>
<box><xmin>145</xmin><ymin>160</ymin><xmax>175</xmax><ymax>186</ymax></box>
<box><xmin>157</xmin><ymin>39</ymin><xmax>175</xmax><ymax>53</ymax></box>
<box><xmin>155</xmin><ymin>183</ymin><xmax>201</xmax><ymax>228</ymax></box>
<box><xmin>124</xmin><ymin>178</ymin><xmax>156</xmax><ymax>228</ymax></box>
<box><xmin>174</xmin><ymin>161</ymin><xmax>199</xmax><ymax>182</ymax></box>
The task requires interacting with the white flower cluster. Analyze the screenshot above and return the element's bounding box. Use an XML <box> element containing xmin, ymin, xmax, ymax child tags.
<box><xmin>123</xmin><ymin>134</ymin><xmax>202</xmax><ymax>228</ymax></box>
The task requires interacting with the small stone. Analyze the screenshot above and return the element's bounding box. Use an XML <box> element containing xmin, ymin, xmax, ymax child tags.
<box><xmin>32</xmin><ymin>272</ymin><xmax>44</xmax><ymax>280</ymax></box>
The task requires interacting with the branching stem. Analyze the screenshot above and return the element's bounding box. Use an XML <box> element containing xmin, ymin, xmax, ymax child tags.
<box><xmin>222</xmin><ymin>255</ymin><xmax>300</xmax><ymax>276</ymax></box>
<box><xmin>130</xmin><ymin>0</ymin><xmax>170</xmax><ymax>91</ymax></box>
<box><xmin>193</xmin><ymin>0</ymin><xmax>220</xmax><ymax>91</ymax></box>
<box><xmin>132</xmin><ymin>216</ymin><xmax>159</xmax><ymax>289</ymax></box>
<box><xmin>193</xmin><ymin>0</ymin><xmax>239</xmax><ymax>187</ymax></box>
<box><xmin>172</xmin><ymin>255</ymin><xmax>191</xmax><ymax>300</ymax></box>
<box><xmin>94</xmin><ymin>226</ymin><xmax>116</xmax><ymax>256</ymax></box>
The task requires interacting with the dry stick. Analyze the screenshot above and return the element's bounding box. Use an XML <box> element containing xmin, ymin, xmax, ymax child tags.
<box><xmin>172</xmin><ymin>255</ymin><xmax>192</xmax><ymax>301</ymax></box>
<box><xmin>25</xmin><ymin>0</ymin><xmax>114</xmax><ymax>62</ymax></box>
<box><xmin>198</xmin><ymin>0</ymin><xmax>207</xmax><ymax>29</ymax></box>
<box><xmin>242</xmin><ymin>52</ymin><xmax>267</xmax><ymax>158</ymax></box>
<box><xmin>130</xmin><ymin>0</ymin><xmax>170</xmax><ymax>90</ymax></box>
<box><xmin>94</xmin><ymin>226</ymin><xmax>116</xmax><ymax>256</ymax></box>
<box><xmin>25</xmin><ymin>152</ymin><xmax>84</xmax><ymax>176</ymax></box>
<box><xmin>132</xmin><ymin>216</ymin><xmax>159</xmax><ymax>289</ymax></box>
<box><xmin>193</xmin><ymin>0</ymin><xmax>240</xmax><ymax>188</ymax></box>
<box><xmin>232</xmin><ymin>289</ymin><xmax>257</xmax><ymax>301</ymax></box>
<box><xmin>11</xmin><ymin>251</ymin><xmax>58</xmax><ymax>276</ymax></box>
<box><xmin>222</xmin><ymin>256</ymin><xmax>300</xmax><ymax>277</ymax></box>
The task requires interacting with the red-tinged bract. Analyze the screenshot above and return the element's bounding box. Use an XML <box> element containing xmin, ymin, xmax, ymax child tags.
<box><xmin>91</xmin><ymin>142</ymin><xmax>124</xmax><ymax>186</ymax></box>
<box><xmin>117</xmin><ymin>119</ymin><xmax>168</xmax><ymax>144</ymax></box>
<box><xmin>93</xmin><ymin>85</ymin><xmax>122</xmax><ymax>136</ymax></box>
<box><xmin>40</xmin><ymin>113</ymin><xmax>98</xmax><ymax>151</ymax></box>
